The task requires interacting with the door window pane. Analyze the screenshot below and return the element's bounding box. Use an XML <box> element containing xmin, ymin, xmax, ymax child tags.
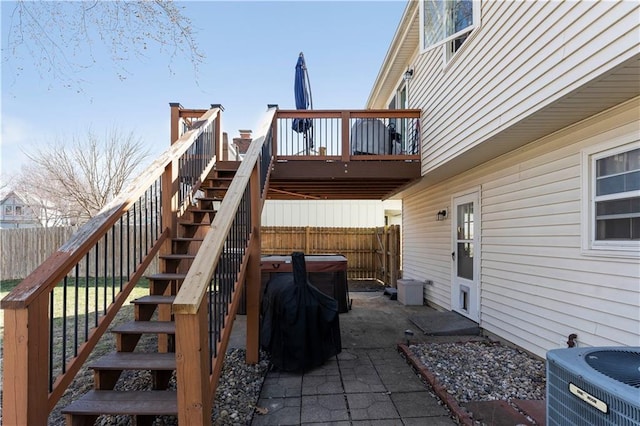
<box><xmin>457</xmin><ymin>242</ymin><xmax>473</xmax><ymax>280</ymax></box>
<box><xmin>457</xmin><ymin>203</ymin><xmax>473</xmax><ymax>240</ymax></box>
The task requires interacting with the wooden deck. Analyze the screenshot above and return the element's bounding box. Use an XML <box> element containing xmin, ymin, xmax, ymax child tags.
<box><xmin>268</xmin><ymin>158</ymin><xmax>420</xmax><ymax>200</ymax></box>
<box><xmin>268</xmin><ymin>109</ymin><xmax>422</xmax><ymax>200</ymax></box>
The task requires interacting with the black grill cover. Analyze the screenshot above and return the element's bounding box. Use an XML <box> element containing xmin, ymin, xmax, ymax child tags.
<box><xmin>260</xmin><ymin>252</ymin><xmax>342</xmax><ymax>372</ymax></box>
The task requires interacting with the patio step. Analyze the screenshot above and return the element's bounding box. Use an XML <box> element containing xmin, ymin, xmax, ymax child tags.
<box><xmin>513</xmin><ymin>399</ymin><xmax>546</xmax><ymax>426</ymax></box>
<box><xmin>464</xmin><ymin>400</ymin><xmax>536</xmax><ymax>426</ymax></box>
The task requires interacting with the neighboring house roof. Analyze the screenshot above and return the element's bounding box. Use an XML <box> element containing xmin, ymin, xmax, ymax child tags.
<box><xmin>0</xmin><ymin>189</ymin><xmax>69</xmax><ymax>227</ymax></box>
<box><xmin>0</xmin><ymin>190</ymin><xmax>41</xmax><ymax>226</ymax></box>
<box><xmin>1</xmin><ymin>190</ymin><xmax>33</xmax><ymax>209</ymax></box>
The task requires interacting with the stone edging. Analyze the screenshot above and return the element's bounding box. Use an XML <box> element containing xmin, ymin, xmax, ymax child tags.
<box><xmin>397</xmin><ymin>343</ymin><xmax>475</xmax><ymax>426</ymax></box>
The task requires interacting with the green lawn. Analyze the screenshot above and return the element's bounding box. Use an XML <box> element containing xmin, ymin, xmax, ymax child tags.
<box><xmin>1</xmin><ymin>277</ymin><xmax>152</xmax><ymax>365</ymax></box>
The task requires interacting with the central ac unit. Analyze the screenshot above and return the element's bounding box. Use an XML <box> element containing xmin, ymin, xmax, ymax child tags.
<box><xmin>546</xmin><ymin>346</ymin><xmax>640</xmax><ymax>426</ymax></box>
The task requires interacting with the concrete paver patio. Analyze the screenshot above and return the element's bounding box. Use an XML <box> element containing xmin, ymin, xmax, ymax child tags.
<box><xmin>250</xmin><ymin>291</ymin><xmax>459</xmax><ymax>425</ymax></box>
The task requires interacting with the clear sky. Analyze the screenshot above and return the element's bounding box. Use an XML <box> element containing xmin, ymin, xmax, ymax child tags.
<box><xmin>1</xmin><ymin>1</ymin><xmax>406</xmax><ymax>180</ymax></box>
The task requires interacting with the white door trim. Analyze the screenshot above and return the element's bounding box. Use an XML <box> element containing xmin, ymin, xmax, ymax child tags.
<box><xmin>451</xmin><ymin>187</ymin><xmax>481</xmax><ymax>322</ymax></box>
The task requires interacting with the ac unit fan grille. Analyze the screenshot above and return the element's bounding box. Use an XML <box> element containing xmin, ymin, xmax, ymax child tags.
<box><xmin>586</xmin><ymin>350</ymin><xmax>640</xmax><ymax>388</ymax></box>
<box><xmin>548</xmin><ymin>361</ymin><xmax>640</xmax><ymax>426</ymax></box>
<box><xmin>546</xmin><ymin>348</ymin><xmax>640</xmax><ymax>426</ymax></box>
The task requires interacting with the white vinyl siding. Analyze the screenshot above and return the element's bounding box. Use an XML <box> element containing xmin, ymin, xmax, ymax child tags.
<box><xmin>401</xmin><ymin>100</ymin><xmax>640</xmax><ymax>358</ymax></box>
<box><xmin>403</xmin><ymin>189</ymin><xmax>453</xmax><ymax>310</ymax></box>
<box><xmin>262</xmin><ymin>200</ymin><xmax>400</xmax><ymax>227</ymax></box>
<box><xmin>411</xmin><ymin>0</ymin><xmax>639</xmax><ymax>174</ymax></box>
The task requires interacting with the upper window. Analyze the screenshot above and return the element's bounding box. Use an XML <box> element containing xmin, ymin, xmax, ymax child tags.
<box><xmin>588</xmin><ymin>146</ymin><xmax>640</xmax><ymax>251</ymax></box>
<box><xmin>4</xmin><ymin>205</ymin><xmax>13</xmax><ymax>215</ymax></box>
<box><xmin>420</xmin><ymin>1</ymin><xmax>479</xmax><ymax>56</ymax></box>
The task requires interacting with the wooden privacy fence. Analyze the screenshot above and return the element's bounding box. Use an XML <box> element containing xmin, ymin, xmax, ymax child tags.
<box><xmin>0</xmin><ymin>226</ymin><xmax>159</xmax><ymax>281</ymax></box>
<box><xmin>261</xmin><ymin>226</ymin><xmax>401</xmax><ymax>286</ymax></box>
<box><xmin>2</xmin><ymin>225</ymin><xmax>401</xmax><ymax>286</ymax></box>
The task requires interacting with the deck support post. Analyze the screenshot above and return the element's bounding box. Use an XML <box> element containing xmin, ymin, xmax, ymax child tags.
<box><xmin>341</xmin><ymin>111</ymin><xmax>351</xmax><ymax>162</ymax></box>
<box><xmin>2</xmin><ymin>297</ymin><xmax>49</xmax><ymax>425</ymax></box>
<box><xmin>159</xmin><ymin>103</ymin><xmax>182</xmax><ymax>352</ymax></box>
<box><xmin>213</xmin><ymin>106</ymin><xmax>223</xmax><ymax>161</ymax></box>
<box><xmin>246</xmin><ymin>163</ymin><xmax>262</xmax><ymax>364</ymax></box>
<box><xmin>169</xmin><ymin>102</ymin><xmax>182</xmax><ymax>145</ymax></box>
<box><xmin>175</xmin><ymin>303</ymin><xmax>212</xmax><ymax>426</ymax></box>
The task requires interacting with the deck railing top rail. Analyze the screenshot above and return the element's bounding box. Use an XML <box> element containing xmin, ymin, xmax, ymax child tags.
<box><xmin>273</xmin><ymin>108</ymin><xmax>421</xmax><ymax>160</ymax></box>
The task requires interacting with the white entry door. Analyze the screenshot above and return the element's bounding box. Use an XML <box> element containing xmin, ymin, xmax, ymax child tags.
<box><xmin>451</xmin><ymin>191</ymin><xmax>480</xmax><ymax>322</ymax></box>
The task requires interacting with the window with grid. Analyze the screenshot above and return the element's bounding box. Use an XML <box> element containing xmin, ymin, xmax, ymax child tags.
<box><xmin>421</xmin><ymin>0</ymin><xmax>479</xmax><ymax>56</ymax></box>
<box><xmin>592</xmin><ymin>147</ymin><xmax>640</xmax><ymax>245</ymax></box>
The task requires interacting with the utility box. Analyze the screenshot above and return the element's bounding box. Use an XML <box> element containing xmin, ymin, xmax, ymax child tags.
<box><xmin>397</xmin><ymin>279</ymin><xmax>424</xmax><ymax>306</ymax></box>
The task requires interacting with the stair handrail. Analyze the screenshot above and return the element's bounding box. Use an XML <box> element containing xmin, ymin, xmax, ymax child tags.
<box><xmin>2</xmin><ymin>107</ymin><xmax>221</xmax><ymax>308</ymax></box>
<box><xmin>172</xmin><ymin>106</ymin><xmax>276</xmax><ymax>424</ymax></box>
<box><xmin>1</xmin><ymin>106</ymin><xmax>222</xmax><ymax>425</ymax></box>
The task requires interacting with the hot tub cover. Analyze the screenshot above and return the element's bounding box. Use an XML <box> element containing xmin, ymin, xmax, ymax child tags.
<box><xmin>260</xmin><ymin>252</ymin><xmax>342</xmax><ymax>372</ymax></box>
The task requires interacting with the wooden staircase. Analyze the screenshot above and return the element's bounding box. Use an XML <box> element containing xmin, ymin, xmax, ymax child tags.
<box><xmin>62</xmin><ymin>162</ymin><xmax>240</xmax><ymax>426</ymax></box>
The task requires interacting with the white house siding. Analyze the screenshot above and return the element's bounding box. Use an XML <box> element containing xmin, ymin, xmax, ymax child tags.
<box><xmin>261</xmin><ymin>200</ymin><xmax>401</xmax><ymax>227</ymax></box>
<box><xmin>410</xmin><ymin>0</ymin><xmax>639</xmax><ymax>175</ymax></box>
<box><xmin>402</xmin><ymin>99</ymin><xmax>640</xmax><ymax>358</ymax></box>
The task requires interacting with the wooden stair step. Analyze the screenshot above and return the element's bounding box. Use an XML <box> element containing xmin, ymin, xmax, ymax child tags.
<box><xmin>205</xmin><ymin>176</ymin><xmax>233</xmax><ymax>181</ymax></box>
<box><xmin>62</xmin><ymin>390</ymin><xmax>177</xmax><ymax>416</ymax></box>
<box><xmin>89</xmin><ymin>352</ymin><xmax>175</xmax><ymax>371</ymax></box>
<box><xmin>178</xmin><ymin>221</ymin><xmax>211</xmax><ymax>227</ymax></box>
<box><xmin>146</xmin><ymin>273</ymin><xmax>186</xmax><ymax>281</ymax></box>
<box><xmin>132</xmin><ymin>295</ymin><xmax>175</xmax><ymax>305</ymax></box>
<box><xmin>187</xmin><ymin>209</ymin><xmax>216</xmax><ymax>214</ymax></box>
<box><xmin>197</xmin><ymin>196</ymin><xmax>223</xmax><ymax>202</ymax></box>
<box><xmin>171</xmin><ymin>237</ymin><xmax>204</xmax><ymax>242</ymax></box>
<box><xmin>159</xmin><ymin>254</ymin><xmax>196</xmax><ymax>260</ymax></box>
<box><xmin>213</xmin><ymin>161</ymin><xmax>241</xmax><ymax>172</ymax></box>
<box><xmin>112</xmin><ymin>321</ymin><xmax>175</xmax><ymax>335</ymax></box>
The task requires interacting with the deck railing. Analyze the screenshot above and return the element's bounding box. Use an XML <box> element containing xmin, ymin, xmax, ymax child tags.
<box><xmin>274</xmin><ymin>109</ymin><xmax>421</xmax><ymax>161</ymax></box>
<box><xmin>1</xmin><ymin>105</ymin><xmax>222</xmax><ymax>425</ymax></box>
<box><xmin>172</xmin><ymin>107</ymin><xmax>275</xmax><ymax>425</ymax></box>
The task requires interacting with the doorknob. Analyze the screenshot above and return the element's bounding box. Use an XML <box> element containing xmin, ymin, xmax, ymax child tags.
<box><xmin>451</xmin><ymin>252</ymin><xmax>455</xmax><ymax>260</ymax></box>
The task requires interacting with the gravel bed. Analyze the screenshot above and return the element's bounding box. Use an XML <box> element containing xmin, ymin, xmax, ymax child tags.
<box><xmin>409</xmin><ymin>340</ymin><xmax>546</xmax><ymax>404</ymax></box>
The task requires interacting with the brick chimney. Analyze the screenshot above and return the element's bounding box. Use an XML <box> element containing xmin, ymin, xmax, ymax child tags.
<box><xmin>233</xmin><ymin>129</ymin><xmax>252</xmax><ymax>154</ymax></box>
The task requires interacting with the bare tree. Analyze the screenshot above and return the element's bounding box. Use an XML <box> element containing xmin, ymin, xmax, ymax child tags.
<box><xmin>3</xmin><ymin>1</ymin><xmax>204</xmax><ymax>90</ymax></box>
<box><xmin>21</xmin><ymin>127</ymin><xmax>149</xmax><ymax>224</ymax></box>
<box><xmin>13</xmin><ymin>166</ymin><xmax>76</xmax><ymax>228</ymax></box>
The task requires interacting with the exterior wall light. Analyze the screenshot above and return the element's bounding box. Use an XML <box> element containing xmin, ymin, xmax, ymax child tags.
<box><xmin>403</xmin><ymin>68</ymin><xmax>414</xmax><ymax>81</ymax></box>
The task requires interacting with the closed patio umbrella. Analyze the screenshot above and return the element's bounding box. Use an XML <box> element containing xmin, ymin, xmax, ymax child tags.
<box><xmin>293</xmin><ymin>52</ymin><xmax>314</xmax><ymax>154</ymax></box>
